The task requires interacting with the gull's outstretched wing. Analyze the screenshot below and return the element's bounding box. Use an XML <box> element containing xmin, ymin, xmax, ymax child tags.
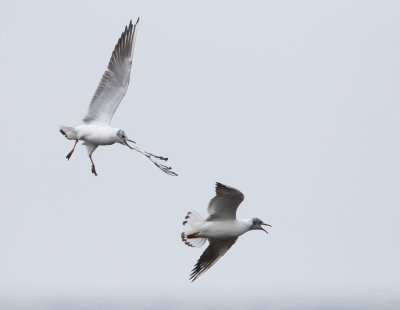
<box><xmin>207</xmin><ymin>182</ymin><xmax>244</xmax><ymax>221</ymax></box>
<box><xmin>189</xmin><ymin>237</ymin><xmax>238</xmax><ymax>282</ymax></box>
<box><xmin>83</xmin><ymin>18</ymin><xmax>139</xmax><ymax>124</ymax></box>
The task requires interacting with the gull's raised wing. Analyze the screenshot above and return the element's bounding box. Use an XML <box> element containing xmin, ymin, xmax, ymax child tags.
<box><xmin>83</xmin><ymin>18</ymin><xmax>139</xmax><ymax>124</ymax></box>
<box><xmin>207</xmin><ymin>182</ymin><xmax>244</xmax><ymax>221</ymax></box>
<box><xmin>189</xmin><ymin>237</ymin><xmax>238</xmax><ymax>282</ymax></box>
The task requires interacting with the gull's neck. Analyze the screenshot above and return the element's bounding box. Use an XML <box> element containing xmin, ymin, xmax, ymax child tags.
<box><xmin>238</xmin><ymin>218</ymin><xmax>253</xmax><ymax>231</ymax></box>
<box><xmin>238</xmin><ymin>218</ymin><xmax>253</xmax><ymax>226</ymax></box>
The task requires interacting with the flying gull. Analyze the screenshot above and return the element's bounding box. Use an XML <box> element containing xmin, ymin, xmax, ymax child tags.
<box><xmin>59</xmin><ymin>18</ymin><xmax>177</xmax><ymax>176</ymax></box>
<box><xmin>181</xmin><ymin>182</ymin><xmax>271</xmax><ymax>281</ymax></box>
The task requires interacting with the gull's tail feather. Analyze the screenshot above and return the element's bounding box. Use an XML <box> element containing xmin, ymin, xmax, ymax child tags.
<box><xmin>126</xmin><ymin>142</ymin><xmax>178</xmax><ymax>176</ymax></box>
<box><xmin>181</xmin><ymin>211</ymin><xmax>206</xmax><ymax>248</ymax></box>
<box><xmin>59</xmin><ymin>126</ymin><xmax>78</xmax><ymax>140</ymax></box>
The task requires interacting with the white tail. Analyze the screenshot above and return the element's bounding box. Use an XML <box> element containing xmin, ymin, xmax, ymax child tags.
<box><xmin>59</xmin><ymin>126</ymin><xmax>78</xmax><ymax>140</ymax></box>
<box><xmin>181</xmin><ymin>210</ymin><xmax>206</xmax><ymax>248</ymax></box>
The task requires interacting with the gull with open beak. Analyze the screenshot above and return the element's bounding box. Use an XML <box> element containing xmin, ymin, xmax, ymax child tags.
<box><xmin>181</xmin><ymin>182</ymin><xmax>271</xmax><ymax>281</ymax></box>
<box><xmin>59</xmin><ymin>18</ymin><xmax>177</xmax><ymax>176</ymax></box>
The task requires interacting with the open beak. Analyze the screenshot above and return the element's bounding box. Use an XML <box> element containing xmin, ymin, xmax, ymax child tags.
<box><xmin>124</xmin><ymin>139</ymin><xmax>136</xmax><ymax>149</ymax></box>
<box><xmin>260</xmin><ymin>222</ymin><xmax>271</xmax><ymax>234</ymax></box>
<box><xmin>260</xmin><ymin>227</ymin><xmax>269</xmax><ymax>234</ymax></box>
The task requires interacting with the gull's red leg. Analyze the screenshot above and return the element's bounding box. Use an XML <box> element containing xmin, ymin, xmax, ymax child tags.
<box><xmin>89</xmin><ymin>155</ymin><xmax>97</xmax><ymax>176</ymax></box>
<box><xmin>66</xmin><ymin>140</ymin><xmax>78</xmax><ymax>160</ymax></box>
<box><xmin>187</xmin><ymin>232</ymin><xmax>200</xmax><ymax>239</ymax></box>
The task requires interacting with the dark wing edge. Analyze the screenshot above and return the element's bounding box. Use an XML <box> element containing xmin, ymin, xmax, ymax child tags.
<box><xmin>189</xmin><ymin>237</ymin><xmax>238</xmax><ymax>282</ymax></box>
<box><xmin>215</xmin><ymin>182</ymin><xmax>244</xmax><ymax>201</ymax></box>
<box><xmin>206</xmin><ymin>182</ymin><xmax>245</xmax><ymax>219</ymax></box>
<box><xmin>83</xmin><ymin>18</ymin><xmax>139</xmax><ymax>124</ymax></box>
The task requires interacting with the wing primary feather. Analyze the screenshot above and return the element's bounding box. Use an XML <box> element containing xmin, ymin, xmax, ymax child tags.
<box><xmin>83</xmin><ymin>18</ymin><xmax>139</xmax><ymax>124</ymax></box>
<box><xmin>189</xmin><ymin>238</ymin><xmax>238</xmax><ymax>282</ymax></box>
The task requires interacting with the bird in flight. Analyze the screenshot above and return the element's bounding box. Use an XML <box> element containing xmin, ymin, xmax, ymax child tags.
<box><xmin>59</xmin><ymin>18</ymin><xmax>177</xmax><ymax>176</ymax></box>
<box><xmin>181</xmin><ymin>182</ymin><xmax>271</xmax><ymax>281</ymax></box>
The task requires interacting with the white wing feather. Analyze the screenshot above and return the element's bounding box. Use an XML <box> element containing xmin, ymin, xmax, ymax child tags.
<box><xmin>83</xmin><ymin>142</ymin><xmax>98</xmax><ymax>156</ymax></box>
<box><xmin>83</xmin><ymin>18</ymin><xmax>139</xmax><ymax>125</ymax></box>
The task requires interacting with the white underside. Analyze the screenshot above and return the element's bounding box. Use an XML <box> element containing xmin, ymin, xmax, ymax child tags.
<box><xmin>74</xmin><ymin>124</ymin><xmax>119</xmax><ymax>146</ymax></box>
<box><xmin>196</xmin><ymin>219</ymin><xmax>252</xmax><ymax>239</ymax></box>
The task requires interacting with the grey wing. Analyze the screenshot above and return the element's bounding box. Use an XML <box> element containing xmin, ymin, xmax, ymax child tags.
<box><xmin>189</xmin><ymin>237</ymin><xmax>238</xmax><ymax>282</ymax></box>
<box><xmin>207</xmin><ymin>182</ymin><xmax>245</xmax><ymax>220</ymax></box>
<box><xmin>83</xmin><ymin>18</ymin><xmax>139</xmax><ymax>125</ymax></box>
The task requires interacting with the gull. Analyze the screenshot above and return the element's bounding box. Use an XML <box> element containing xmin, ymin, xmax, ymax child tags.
<box><xmin>181</xmin><ymin>182</ymin><xmax>271</xmax><ymax>281</ymax></box>
<box><xmin>59</xmin><ymin>18</ymin><xmax>177</xmax><ymax>176</ymax></box>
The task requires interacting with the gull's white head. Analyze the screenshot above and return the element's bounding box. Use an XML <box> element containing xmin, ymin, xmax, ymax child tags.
<box><xmin>250</xmin><ymin>218</ymin><xmax>271</xmax><ymax>234</ymax></box>
<box><xmin>116</xmin><ymin>129</ymin><xmax>136</xmax><ymax>148</ymax></box>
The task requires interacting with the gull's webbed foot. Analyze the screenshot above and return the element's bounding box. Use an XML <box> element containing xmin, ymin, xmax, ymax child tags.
<box><xmin>66</xmin><ymin>150</ymin><xmax>73</xmax><ymax>160</ymax></box>
<box><xmin>91</xmin><ymin>164</ymin><xmax>98</xmax><ymax>176</ymax></box>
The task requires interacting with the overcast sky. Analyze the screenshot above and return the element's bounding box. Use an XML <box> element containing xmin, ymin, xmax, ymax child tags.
<box><xmin>1</xmin><ymin>0</ymin><xmax>399</xmax><ymax>309</ymax></box>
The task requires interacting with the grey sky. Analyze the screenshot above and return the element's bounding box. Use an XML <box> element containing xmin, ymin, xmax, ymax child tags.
<box><xmin>0</xmin><ymin>0</ymin><xmax>399</xmax><ymax>309</ymax></box>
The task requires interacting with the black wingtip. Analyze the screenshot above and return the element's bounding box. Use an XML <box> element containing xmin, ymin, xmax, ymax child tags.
<box><xmin>189</xmin><ymin>270</ymin><xmax>199</xmax><ymax>282</ymax></box>
<box><xmin>215</xmin><ymin>182</ymin><xmax>226</xmax><ymax>191</ymax></box>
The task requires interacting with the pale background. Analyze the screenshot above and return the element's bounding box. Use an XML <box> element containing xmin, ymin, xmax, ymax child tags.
<box><xmin>0</xmin><ymin>1</ymin><xmax>399</xmax><ymax>309</ymax></box>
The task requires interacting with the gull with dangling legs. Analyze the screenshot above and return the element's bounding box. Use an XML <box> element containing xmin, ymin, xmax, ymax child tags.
<box><xmin>59</xmin><ymin>18</ymin><xmax>177</xmax><ymax>176</ymax></box>
<box><xmin>181</xmin><ymin>182</ymin><xmax>271</xmax><ymax>281</ymax></box>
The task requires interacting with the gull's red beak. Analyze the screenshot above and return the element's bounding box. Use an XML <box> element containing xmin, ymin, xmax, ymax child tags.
<box><xmin>260</xmin><ymin>222</ymin><xmax>271</xmax><ymax>234</ymax></box>
<box><xmin>260</xmin><ymin>227</ymin><xmax>269</xmax><ymax>234</ymax></box>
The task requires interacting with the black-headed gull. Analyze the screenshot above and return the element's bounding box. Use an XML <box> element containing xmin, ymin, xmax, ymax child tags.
<box><xmin>59</xmin><ymin>18</ymin><xmax>177</xmax><ymax>176</ymax></box>
<box><xmin>181</xmin><ymin>182</ymin><xmax>271</xmax><ymax>281</ymax></box>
